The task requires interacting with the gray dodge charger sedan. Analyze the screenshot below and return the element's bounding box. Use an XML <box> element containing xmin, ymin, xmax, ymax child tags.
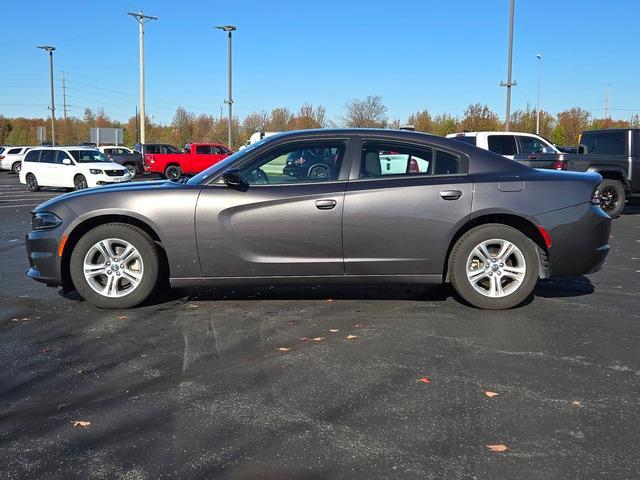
<box><xmin>25</xmin><ymin>129</ymin><xmax>611</xmax><ymax>310</ymax></box>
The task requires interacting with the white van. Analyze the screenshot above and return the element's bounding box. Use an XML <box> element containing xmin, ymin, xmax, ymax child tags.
<box><xmin>446</xmin><ymin>131</ymin><xmax>558</xmax><ymax>159</ymax></box>
<box><xmin>19</xmin><ymin>146</ymin><xmax>132</xmax><ymax>191</ymax></box>
<box><xmin>0</xmin><ymin>146</ymin><xmax>33</xmax><ymax>173</ymax></box>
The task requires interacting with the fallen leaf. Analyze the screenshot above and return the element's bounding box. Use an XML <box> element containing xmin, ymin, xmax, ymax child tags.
<box><xmin>311</xmin><ymin>337</ymin><xmax>325</xmax><ymax>342</ymax></box>
<box><xmin>484</xmin><ymin>391</ymin><xmax>499</xmax><ymax>398</ymax></box>
<box><xmin>116</xmin><ymin>315</ymin><xmax>127</xmax><ymax>320</ymax></box>
<box><xmin>486</xmin><ymin>444</ymin><xmax>509</xmax><ymax>452</ymax></box>
<box><xmin>299</xmin><ymin>337</ymin><xmax>311</xmax><ymax>343</ymax></box>
<box><xmin>276</xmin><ymin>347</ymin><xmax>290</xmax><ymax>352</ymax></box>
<box><xmin>352</xmin><ymin>323</ymin><xmax>364</xmax><ymax>328</ymax></box>
<box><xmin>71</xmin><ymin>420</ymin><xmax>91</xmax><ymax>428</ymax></box>
<box><xmin>329</xmin><ymin>329</ymin><xmax>339</xmax><ymax>333</ymax></box>
<box><xmin>571</xmin><ymin>400</ymin><xmax>581</xmax><ymax>407</ymax></box>
<box><xmin>346</xmin><ymin>334</ymin><xmax>357</xmax><ymax>340</ymax></box>
<box><xmin>418</xmin><ymin>377</ymin><xmax>431</xmax><ymax>383</ymax></box>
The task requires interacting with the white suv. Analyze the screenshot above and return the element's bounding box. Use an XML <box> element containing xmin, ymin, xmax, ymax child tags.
<box><xmin>0</xmin><ymin>146</ymin><xmax>33</xmax><ymax>173</ymax></box>
<box><xmin>19</xmin><ymin>146</ymin><xmax>132</xmax><ymax>191</ymax></box>
<box><xmin>446</xmin><ymin>131</ymin><xmax>558</xmax><ymax>159</ymax></box>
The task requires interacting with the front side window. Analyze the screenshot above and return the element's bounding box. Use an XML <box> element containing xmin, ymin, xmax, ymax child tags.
<box><xmin>518</xmin><ymin>136</ymin><xmax>550</xmax><ymax>154</ymax></box>
<box><xmin>55</xmin><ymin>151</ymin><xmax>72</xmax><ymax>164</ymax></box>
<box><xmin>70</xmin><ymin>150</ymin><xmax>110</xmax><ymax>163</ymax></box>
<box><xmin>23</xmin><ymin>150</ymin><xmax>40</xmax><ymax>162</ymax></box>
<box><xmin>237</xmin><ymin>142</ymin><xmax>346</xmax><ymax>185</ymax></box>
<box><xmin>487</xmin><ymin>135</ymin><xmax>517</xmax><ymax>155</ymax></box>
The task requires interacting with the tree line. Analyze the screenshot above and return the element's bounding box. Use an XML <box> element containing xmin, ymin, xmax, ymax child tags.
<box><xmin>0</xmin><ymin>96</ymin><xmax>637</xmax><ymax>149</ymax></box>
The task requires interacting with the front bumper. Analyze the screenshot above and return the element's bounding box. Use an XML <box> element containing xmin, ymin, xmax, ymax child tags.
<box><xmin>25</xmin><ymin>227</ymin><xmax>64</xmax><ymax>287</ymax></box>
<box><xmin>539</xmin><ymin>203</ymin><xmax>611</xmax><ymax>277</ymax></box>
<box><xmin>89</xmin><ymin>172</ymin><xmax>132</xmax><ymax>187</ymax></box>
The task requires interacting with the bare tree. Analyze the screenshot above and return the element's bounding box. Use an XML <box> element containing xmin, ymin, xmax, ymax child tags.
<box><xmin>343</xmin><ymin>95</ymin><xmax>387</xmax><ymax>128</ymax></box>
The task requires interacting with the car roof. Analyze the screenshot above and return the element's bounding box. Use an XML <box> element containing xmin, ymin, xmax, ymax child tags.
<box><xmin>29</xmin><ymin>146</ymin><xmax>99</xmax><ymax>151</ymax></box>
<box><xmin>447</xmin><ymin>131</ymin><xmax>545</xmax><ymax>137</ymax></box>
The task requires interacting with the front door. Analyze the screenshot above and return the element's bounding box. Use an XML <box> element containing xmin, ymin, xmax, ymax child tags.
<box><xmin>343</xmin><ymin>140</ymin><xmax>473</xmax><ymax>276</ymax></box>
<box><xmin>196</xmin><ymin>139</ymin><xmax>350</xmax><ymax>277</ymax></box>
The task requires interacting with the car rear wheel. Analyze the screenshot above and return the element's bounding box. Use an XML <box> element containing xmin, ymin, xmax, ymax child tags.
<box><xmin>74</xmin><ymin>174</ymin><xmax>88</xmax><ymax>190</ymax></box>
<box><xmin>70</xmin><ymin>223</ymin><xmax>160</xmax><ymax>308</ymax></box>
<box><xmin>597</xmin><ymin>179</ymin><xmax>625</xmax><ymax>218</ymax></box>
<box><xmin>12</xmin><ymin>162</ymin><xmax>21</xmax><ymax>174</ymax></box>
<box><xmin>164</xmin><ymin>165</ymin><xmax>182</xmax><ymax>180</ymax></box>
<box><xmin>26</xmin><ymin>173</ymin><xmax>39</xmax><ymax>192</ymax></box>
<box><xmin>124</xmin><ymin>164</ymin><xmax>136</xmax><ymax>178</ymax></box>
<box><xmin>449</xmin><ymin>224</ymin><xmax>539</xmax><ymax>310</ymax></box>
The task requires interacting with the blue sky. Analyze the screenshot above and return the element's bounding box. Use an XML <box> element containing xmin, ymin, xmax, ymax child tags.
<box><xmin>1</xmin><ymin>0</ymin><xmax>638</xmax><ymax>124</ymax></box>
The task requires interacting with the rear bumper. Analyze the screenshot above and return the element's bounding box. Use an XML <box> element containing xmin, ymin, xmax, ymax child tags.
<box><xmin>538</xmin><ymin>203</ymin><xmax>611</xmax><ymax>277</ymax></box>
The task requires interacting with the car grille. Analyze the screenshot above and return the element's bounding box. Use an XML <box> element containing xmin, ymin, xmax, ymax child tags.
<box><xmin>104</xmin><ymin>169</ymin><xmax>126</xmax><ymax>177</ymax></box>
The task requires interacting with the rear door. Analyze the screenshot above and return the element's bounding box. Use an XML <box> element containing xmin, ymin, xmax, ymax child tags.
<box><xmin>196</xmin><ymin>137</ymin><xmax>353</xmax><ymax>277</ymax></box>
<box><xmin>35</xmin><ymin>149</ymin><xmax>57</xmax><ymax>186</ymax></box>
<box><xmin>343</xmin><ymin>138</ymin><xmax>472</xmax><ymax>276</ymax></box>
<box><xmin>486</xmin><ymin>134</ymin><xmax>518</xmax><ymax>159</ymax></box>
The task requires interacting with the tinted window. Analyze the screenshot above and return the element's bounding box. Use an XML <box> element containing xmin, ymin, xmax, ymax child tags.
<box><xmin>580</xmin><ymin>132</ymin><xmax>627</xmax><ymax>155</ymax></box>
<box><xmin>146</xmin><ymin>145</ymin><xmax>159</xmax><ymax>154</ymax></box>
<box><xmin>360</xmin><ymin>143</ymin><xmax>433</xmax><ymax>178</ymax></box>
<box><xmin>7</xmin><ymin>148</ymin><xmax>22</xmax><ymax>155</ymax></box>
<box><xmin>452</xmin><ymin>136</ymin><xmax>477</xmax><ymax>146</ymax></box>
<box><xmin>196</xmin><ymin>145</ymin><xmax>211</xmax><ymax>155</ymax></box>
<box><xmin>517</xmin><ymin>136</ymin><xmax>549</xmax><ymax>154</ymax></box>
<box><xmin>39</xmin><ymin>150</ymin><xmax>56</xmax><ymax>164</ymax></box>
<box><xmin>24</xmin><ymin>150</ymin><xmax>40</xmax><ymax>162</ymax></box>
<box><xmin>161</xmin><ymin>145</ymin><xmax>181</xmax><ymax>154</ymax></box>
<box><xmin>211</xmin><ymin>146</ymin><xmax>225</xmax><ymax>154</ymax></box>
<box><xmin>55</xmin><ymin>151</ymin><xmax>72</xmax><ymax>164</ymax></box>
<box><xmin>238</xmin><ymin>141</ymin><xmax>346</xmax><ymax>185</ymax></box>
<box><xmin>435</xmin><ymin>150</ymin><xmax>460</xmax><ymax>175</ymax></box>
<box><xmin>70</xmin><ymin>150</ymin><xmax>110</xmax><ymax>163</ymax></box>
<box><xmin>487</xmin><ymin>135</ymin><xmax>517</xmax><ymax>155</ymax></box>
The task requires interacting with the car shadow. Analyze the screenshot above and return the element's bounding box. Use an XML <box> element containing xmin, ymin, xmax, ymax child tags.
<box><xmin>622</xmin><ymin>198</ymin><xmax>640</xmax><ymax>216</ymax></box>
<box><xmin>533</xmin><ymin>276</ymin><xmax>595</xmax><ymax>298</ymax></box>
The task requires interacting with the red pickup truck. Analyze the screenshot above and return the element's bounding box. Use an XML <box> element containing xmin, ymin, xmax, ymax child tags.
<box><xmin>144</xmin><ymin>143</ymin><xmax>233</xmax><ymax>179</ymax></box>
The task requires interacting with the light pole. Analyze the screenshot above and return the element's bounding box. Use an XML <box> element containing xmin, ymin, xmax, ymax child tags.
<box><xmin>128</xmin><ymin>11</ymin><xmax>157</xmax><ymax>145</ymax></box>
<box><xmin>216</xmin><ymin>25</ymin><xmax>236</xmax><ymax>149</ymax></box>
<box><xmin>37</xmin><ymin>46</ymin><xmax>56</xmax><ymax>145</ymax></box>
<box><xmin>500</xmin><ymin>0</ymin><xmax>517</xmax><ymax>131</ymax></box>
<box><xmin>536</xmin><ymin>54</ymin><xmax>541</xmax><ymax>134</ymax></box>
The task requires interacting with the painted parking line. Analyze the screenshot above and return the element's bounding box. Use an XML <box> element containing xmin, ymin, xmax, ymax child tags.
<box><xmin>0</xmin><ymin>204</ymin><xmax>39</xmax><ymax>209</ymax></box>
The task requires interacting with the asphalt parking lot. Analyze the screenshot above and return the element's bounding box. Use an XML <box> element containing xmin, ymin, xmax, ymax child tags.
<box><xmin>0</xmin><ymin>171</ymin><xmax>639</xmax><ymax>480</ymax></box>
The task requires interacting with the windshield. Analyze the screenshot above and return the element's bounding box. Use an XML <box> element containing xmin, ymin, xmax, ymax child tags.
<box><xmin>70</xmin><ymin>150</ymin><xmax>111</xmax><ymax>163</ymax></box>
<box><xmin>187</xmin><ymin>137</ymin><xmax>273</xmax><ymax>185</ymax></box>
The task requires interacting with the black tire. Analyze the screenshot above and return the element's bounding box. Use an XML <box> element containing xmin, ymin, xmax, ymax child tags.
<box><xmin>26</xmin><ymin>173</ymin><xmax>40</xmax><ymax>192</ymax></box>
<box><xmin>11</xmin><ymin>162</ymin><xmax>21</xmax><ymax>174</ymax></box>
<box><xmin>449</xmin><ymin>224</ymin><xmax>539</xmax><ymax>310</ymax></box>
<box><xmin>74</xmin><ymin>174</ymin><xmax>88</xmax><ymax>190</ymax></box>
<box><xmin>70</xmin><ymin>223</ymin><xmax>160</xmax><ymax>309</ymax></box>
<box><xmin>308</xmin><ymin>164</ymin><xmax>330</xmax><ymax>180</ymax></box>
<box><xmin>124</xmin><ymin>164</ymin><xmax>136</xmax><ymax>178</ymax></box>
<box><xmin>164</xmin><ymin>165</ymin><xmax>182</xmax><ymax>180</ymax></box>
<box><xmin>597</xmin><ymin>179</ymin><xmax>626</xmax><ymax>218</ymax></box>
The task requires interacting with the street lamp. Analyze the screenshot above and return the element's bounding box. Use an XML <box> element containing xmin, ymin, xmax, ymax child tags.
<box><xmin>216</xmin><ymin>25</ymin><xmax>236</xmax><ymax>149</ymax></box>
<box><xmin>500</xmin><ymin>0</ymin><xmax>517</xmax><ymax>131</ymax></box>
<box><xmin>536</xmin><ymin>53</ymin><xmax>542</xmax><ymax>135</ymax></box>
<box><xmin>37</xmin><ymin>45</ymin><xmax>56</xmax><ymax>145</ymax></box>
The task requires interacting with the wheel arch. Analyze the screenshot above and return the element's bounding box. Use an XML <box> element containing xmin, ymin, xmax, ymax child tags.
<box><xmin>587</xmin><ymin>166</ymin><xmax>631</xmax><ymax>193</ymax></box>
<box><xmin>443</xmin><ymin>213</ymin><xmax>549</xmax><ymax>283</ymax></box>
<box><xmin>60</xmin><ymin>214</ymin><xmax>169</xmax><ymax>293</ymax></box>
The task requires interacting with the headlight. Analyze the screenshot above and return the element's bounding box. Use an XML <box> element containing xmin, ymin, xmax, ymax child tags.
<box><xmin>89</xmin><ymin>169</ymin><xmax>103</xmax><ymax>174</ymax></box>
<box><xmin>32</xmin><ymin>212</ymin><xmax>62</xmax><ymax>230</ymax></box>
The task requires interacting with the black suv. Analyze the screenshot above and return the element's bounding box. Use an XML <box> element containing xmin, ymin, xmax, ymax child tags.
<box><xmin>282</xmin><ymin>147</ymin><xmax>341</xmax><ymax>180</ymax></box>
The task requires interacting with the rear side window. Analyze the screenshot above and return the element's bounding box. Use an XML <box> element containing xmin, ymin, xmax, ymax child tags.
<box><xmin>196</xmin><ymin>145</ymin><xmax>211</xmax><ymax>154</ymax></box>
<box><xmin>487</xmin><ymin>135</ymin><xmax>517</xmax><ymax>155</ymax></box>
<box><xmin>146</xmin><ymin>145</ymin><xmax>159</xmax><ymax>154</ymax></box>
<box><xmin>24</xmin><ymin>150</ymin><xmax>40</xmax><ymax>162</ymax></box>
<box><xmin>39</xmin><ymin>150</ymin><xmax>56</xmax><ymax>164</ymax></box>
<box><xmin>580</xmin><ymin>132</ymin><xmax>626</xmax><ymax>155</ymax></box>
<box><xmin>7</xmin><ymin>148</ymin><xmax>22</xmax><ymax>155</ymax></box>
<box><xmin>360</xmin><ymin>142</ymin><xmax>462</xmax><ymax>178</ymax></box>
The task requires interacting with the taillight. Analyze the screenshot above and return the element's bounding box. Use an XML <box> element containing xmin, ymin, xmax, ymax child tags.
<box><xmin>408</xmin><ymin>158</ymin><xmax>419</xmax><ymax>173</ymax></box>
<box><xmin>0</xmin><ymin>155</ymin><xmax>4</xmax><ymax>160</ymax></box>
<box><xmin>553</xmin><ymin>159</ymin><xmax>567</xmax><ymax>170</ymax></box>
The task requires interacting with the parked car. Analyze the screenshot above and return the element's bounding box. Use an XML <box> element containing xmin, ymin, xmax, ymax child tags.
<box><xmin>238</xmin><ymin>131</ymin><xmax>280</xmax><ymax>150</ymax></box>
<box><xmin>144</xmin><ymin>142</ymin><xmax>232</xmax><ymax>179</ymax></box>
<box><xmin>0</xmin><ymin>146</ymin><xmax>33</xmax><ymax>174</ymax></box>
<box><xmin>24</xmin><ymin>129</ymin><xmax>610</xmax><ymax>310</ymax></box>
<box><xmin>97</xmin><ymin>146</ymin><xmax>144</xmax><ymax>177</ymax></box>
<box><xmin>19</xmin><ymin>147</ymin><xmax>132</xmax><ymax>191</ymax></box>
<box><xmin>134</xmin><ymin>143</ymin><xmax>182</xmax><ymax>156</ymax></box>
<box><xmin>514</xmin><ymin>128</ymin><xmax>640</xmax><ymax>218</ymax></box>
<box><xmin>446</xmin><ymin>131</ymin><xmax>559</xmax><ymax>159</ymax></box>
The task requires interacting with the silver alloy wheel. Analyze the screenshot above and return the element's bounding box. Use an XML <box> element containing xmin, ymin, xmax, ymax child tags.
<box><xmin>465</xmin><ymin>238</ymin><xmax>526</xmax><ymax>298</ymax></box>
<box><xmin>125</xmin><ymin>164</ymin><xmax>136</xmax><ymax>178</ymax></box>
<box><xmin>83</xmin><ymin>238</ymin><xmax>144</xmax><ymax>298</ymax></box>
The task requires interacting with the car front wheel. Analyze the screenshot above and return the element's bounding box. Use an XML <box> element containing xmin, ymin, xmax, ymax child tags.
<box><xmin>74</xmin><ymin>174</ymin><xmax>88</xmax><ymax>190</ymax></box>
<box><xmin>70</xmin><ymin>223</ymin><xmax>160</xmax><ymax>308</ymax></box>
<box><xmin>449</xmin><ymin>224</ymin><xmax>539</xmax><ymax>310</ymax></box>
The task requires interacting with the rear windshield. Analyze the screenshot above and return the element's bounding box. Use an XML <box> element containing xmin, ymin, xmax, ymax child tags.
<box><xmin>451</xmin><ymin>136</ymin><xmax>477</xmax><ymax>146</ymax></box>
<box><xmin>70</xmin><ymin>150</ymin><xmax>110</xmax><ymax>163</ymax></box>
<box><xmin>580</xmin><ymin>131</ymin><xmax>627</xmax><ymax>155</ymax></box>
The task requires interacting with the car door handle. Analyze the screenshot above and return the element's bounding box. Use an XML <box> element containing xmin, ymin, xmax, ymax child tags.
<box><xmin>315</xmin><ymin>199</ymin><xmax>337</xmax><ymax>210</ymax></box>
<box><xmin>440</xmin><ymin>190</ymin><xmax>462</xmax><ymax>200</ymax></box>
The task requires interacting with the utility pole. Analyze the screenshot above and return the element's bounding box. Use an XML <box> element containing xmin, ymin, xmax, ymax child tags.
<box><xmin>62</xmin><ymin>70</ymin><xmax>68</xmax><ymax>120</ymax></box>
<box><xmin>216</xmin><ymin>25</ymin><xmax>236</xmax><ymax>149</ymax></box>
<box><xmin>135</xmin><ymin>105</ymin><xmax>139</xmax><ymax>144</ymax></box>
<box><xmin>37</xmin><ymin>46</ymin><xmax>56</xmax><ymax>145</ymax></box>
<box><xmin>128</xmin><ymin>11</ymin><xmax>157</xmax><ymax>145</ymax></box>
<box><xmin>605</xmin><ymin>84</ymin><xmax>610</xmax><ymax>120</ymax></box>
<box><xmin>536</xmin><ymin>54</ymin><xmax>541</xmax><ymax>135</ymax></box>
<box><xmin>500</xmin><ymin>0</ymin><xmax>517</xmax><ymax>131</ymax></box>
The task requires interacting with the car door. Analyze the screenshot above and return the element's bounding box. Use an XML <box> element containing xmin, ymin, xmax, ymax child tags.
<box><xmin>486</xmin><ymin>134</ymin><xmax>518</xmax><ymax>159</ymax></box>
<box><xmin>55</xmin><ymin>150</ymin><xmax>76</xmax><ymax>187</ymax></box>
<box><xmin>343</xmin><ymin>138</ymin><xmax>473</xmax><ymax>276</ymax></box>
<box><xmin>35</xmin><ymin>149</ymin><xmax>57</xmax><ymax>186</ymax></box>
<box><xmin>195</xmin><ymin>137</ymin><xmax>353</xmax><ymax>277</ymax></box>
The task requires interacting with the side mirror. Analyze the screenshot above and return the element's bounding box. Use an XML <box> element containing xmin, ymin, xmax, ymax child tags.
<box><xmin>222</xmin><ymin>168</ymin><xmax>246</xmax><ymax>188</ymax></box>
<box><xmin>62</xmin><ymin>158</ymin><xmax>72</xmax><ymax>165</ymax></box>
